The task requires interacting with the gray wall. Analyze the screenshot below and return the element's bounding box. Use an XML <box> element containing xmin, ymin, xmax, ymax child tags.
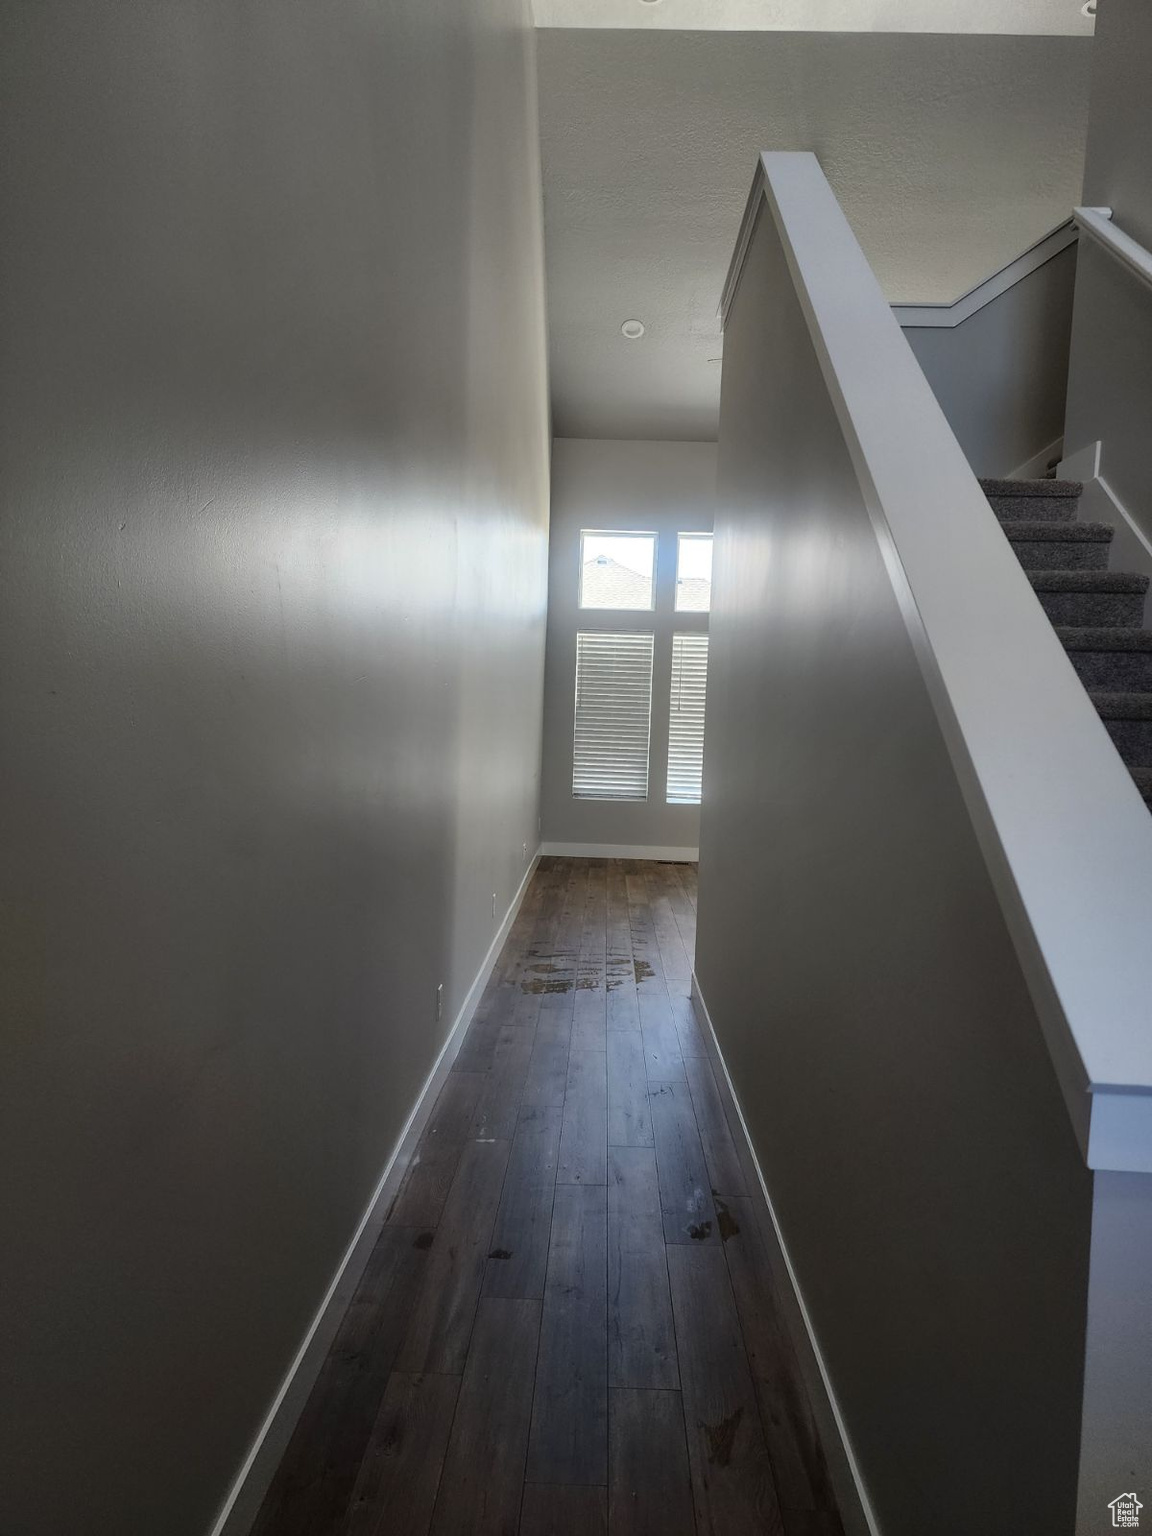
<box><xmin>540</xmin><ymin>438</ymin><xmax>715</xmax><ymax>852</ymax></box>
<box><xmin>1064</xmin><ymin>0</ymin><xmax>1152</xmax><ymax>543</ymax></box>
<box><xmin>0</xmin><ymin>4</ymin><xmax>548</xmax><ymax>1533</ymax></box>
<box><xmin>696</xmin><ymin>201</ymin><xmax>1092</xmax><ymax>1535</ymax></box>
<box><xmin>904</xmin><ymin>244</ymin><xmax>1077</xmax><ymax>478</ymax></box>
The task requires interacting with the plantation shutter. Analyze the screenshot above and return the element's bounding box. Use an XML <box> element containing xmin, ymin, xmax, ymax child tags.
<box><xmin>666</xmin><ymin>633</ymin><xmax>709</xmax><ymax>805</ymax></box>
<box><xmin>572</xmin><ymin>631</ymin><xmax>654</xmax><ymax>800</ymax></box>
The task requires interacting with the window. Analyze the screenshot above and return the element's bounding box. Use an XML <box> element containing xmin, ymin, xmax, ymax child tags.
<box><xmin>674</xmin><ymin>533</ymin><xmax>713</xmax><ymax>612</ymax></box>
<box><xmin>572</xmin><ymin>632</ymin><xmax>654</xmax><ymax>800</ymax></box>
<box><xmin>666</xmin><ymin>633</ymin><xmax>709</xmax><ymax>805</ymax></box>
<box><xmin>579</xmin><ymin>531</ymin><xmax>656</xmax><ymax>611</ymax></box>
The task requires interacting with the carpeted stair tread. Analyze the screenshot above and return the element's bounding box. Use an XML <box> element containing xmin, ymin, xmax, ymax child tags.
<box><xmin>1056</xmin><ymin>627</ymin><xmax>1152</xmax><ymax>651</ymax></box>
<box><xmin>989</xmin><ymin>502</ymin><xmax>1077</xmax><ymax>523</ymax></box>
<box><xmin>980</xmin><ymin>476</ymin><xmax>1082</xmax><ymax>522</ymax></box>
<box><xmin>1027</xmin><ymin>570</ymin><xmax>1149</xmax><ymax>593</ymax></box>
<box><xmin>1089</xmin><ymin>692</ymin><xmax>1152</xmax><ymax>720</ymax></box>
<box><xmin>981</xmin><ymin>476</ymin><xmax>1151</xmax><ymax>809</ymax></box>
<box><xmin>1031</xmin><ymin>573</ymin><xmax>1147</xmax><ymax>625</ymax></box>
<box><xmin>979</xmin><ymin>477</ymin><xmax>1083</xmax><ymax>499</ymax></box>
<box><xmin>1059</xmin><ymin>629</ymin><xmax>1152</xmax><ymax>690</ymax></box>
<box><xmin>1003</xmin><ymin>521</ymin><xmax>1115</xmax><ymax>570</ymax></box>
<box><xmin>1000</xmin><ymin>521</ymin><xmax>1113</xmax><ymax>543</ymax></box>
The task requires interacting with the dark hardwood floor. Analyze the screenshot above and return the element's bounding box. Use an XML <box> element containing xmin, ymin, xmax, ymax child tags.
<box><xmin>251</xmin><ymin>857</ymin><xmax>844</xmax><ymax>1536</ymax></box>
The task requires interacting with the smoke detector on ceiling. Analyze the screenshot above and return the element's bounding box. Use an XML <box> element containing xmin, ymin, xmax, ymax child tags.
<box><xmin>1081</xmin><ymin>1</ymin><xmax>1095</xmax><ymax>14</ymax></box>
<box><xmin>620</xmin><ymin>319</ymin><xmax>645</xmax><ymax>339</ymax></box>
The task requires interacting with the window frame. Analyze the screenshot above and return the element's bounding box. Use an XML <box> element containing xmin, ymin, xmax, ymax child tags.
<box><xmin>578</xmin><ymin>528</ymin><xmax>659</xmax><ymax>613</ymax></box>
<box><xmin>673</xmin><ymin>531</ymin><xmax>714</xmax><ymax>614</ymax></box>
<box><xmin>563</xmin><ymin>519</ymin><xmax>711</xmax><ymax>814</ymax></box>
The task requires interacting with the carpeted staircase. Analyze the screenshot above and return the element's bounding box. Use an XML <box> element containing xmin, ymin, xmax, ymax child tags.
<box><xmin>980</xmin><ymin>477</ymin><xmax>1152</xmax><ymax>810</ymax></box>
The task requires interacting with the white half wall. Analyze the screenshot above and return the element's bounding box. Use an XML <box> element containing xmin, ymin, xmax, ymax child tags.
<box><xmin>700</xmin><ymin>160</ymin><xmax>1099</xmax><ymax>1535</ymax></box>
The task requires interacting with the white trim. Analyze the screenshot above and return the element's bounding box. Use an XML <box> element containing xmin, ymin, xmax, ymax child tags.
<box><xmin>1059</xmin><ymin>442</ymin><xmax>1152</xmax><ymax>630</ymax></box>
<box><xmin>722</xmin><ymin>154</ymin><xmax>1152</xmax><ymax>1171</ymax></box>
<box><xmin>719</xmin><ymin>182</ymin><xmax>764</xmax><ymax>325</ymax></box>
<box><xmin>540</xmin><ymin>840</ymin><xmax>698</xmax><ymax>861</ymax></box>
<box><xmin>1009</xmin><ymin>435</ymin><xmax>1064</xmax><ymax>481</ymax></box>
<box><xmin>690</xmin><ymin>975</ymin><xmax>879</xmax><ymax>1536</ymax></box>
<box><xmin>533</xmin><ymin>0</ymin><xmax>1096</xmax><ymax>31</ymax></box>
<box><xmin>207</xmin><ymin>851</ymin><xmax>542</xmax><ymax>1536</ymax></box>
<box><xmin>1074</xmin><ymin>206</ymin><xmax>1152</xmax><ymax>296</ymax></box>
<box><xmin>1056</xmin><ymin>439</ymin><xmax>1101</xmax><ymax>484</ymax></box>
<box><xmin>723</xmin><ymin>207</ymin><xmax>1079</xmax><ymax>332</ymax></box>
<box><xmin>1087</xmin><ymin>1089</ymin><xmax>1152</xmax><ymax>1176</ymax></box>
<box><xmin>1093</xmin><ymin>474</ymin><xmax>1152</xmax><ymax>612</ymax></box>
<box><xmin>892</xmin><ymin>219</ymin><xmax>1078</xmax><ymax>329</ymax></box>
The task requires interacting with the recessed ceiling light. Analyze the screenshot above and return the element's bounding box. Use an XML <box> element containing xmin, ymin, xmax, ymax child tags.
<box><xmin>638</xmin><ymin>0</ymin><xmax>663</xmax><ymax>6</ymax></box>
<box><xmin>620</xmin><ymin>319</ymin><xmax>645</xmax><ymax>339</ymax></box>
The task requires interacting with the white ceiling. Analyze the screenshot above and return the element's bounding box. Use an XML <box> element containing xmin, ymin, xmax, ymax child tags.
<box><xmin>534</xmin><ymin>0</ymin><xmax>1094</xmax><ymax>34</ymax></box>
<box><xmin>539</xmin><ymin>29</ymin><xmax>1093</xmax><ymax>440</ymax></box>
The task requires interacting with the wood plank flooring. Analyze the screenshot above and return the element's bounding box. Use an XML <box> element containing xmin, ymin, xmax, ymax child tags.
<box><xmin>251</xmin><ymin>857</ymin><xmax>843</xmax><ymax>1536</ymax></box>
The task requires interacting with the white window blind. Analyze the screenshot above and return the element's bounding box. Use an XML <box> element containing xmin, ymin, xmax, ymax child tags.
<box><xmin>667</xmin><ymin>633</ymin><xmax>709</xmax><ymax>805</ymax></box>
<box><xmin>572</xmin><ymin>631</ymin><xmax>654</xmax><ymax>801</ymax></box>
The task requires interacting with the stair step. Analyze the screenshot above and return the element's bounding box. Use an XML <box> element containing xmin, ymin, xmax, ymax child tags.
<box><xmin>1091</xmin><ymin>691</ymin><xmax>1152</xmax><ymax>719</ymax></box>
<box><xmin>1058</xmin><ymin>628</ymin><xmax>1152</xmax><ymax>690</ymax></box>
<box><xmin>1028</xmin><ymin>569</ymin><xmax>1149</xmax><ymax>627</ymax></box>
<box><xmin>979</xmin><ymin>477</ymin><xmax>1083</xmax><ymax>522</ymax></box>
<box><xmin>1002</xmin><ymin>520</ymin><xmax>1114</xmax><ymax>571</ymax></box>
<box><xmin>1130</xmin><ymin>766</ymin><xmax>1152</xmax><ymax>807</ymax></box>
<box><xmin>1091</xmin><ymin>692</ymin><xmax>1152</xmax><ymax>767</ymax></box>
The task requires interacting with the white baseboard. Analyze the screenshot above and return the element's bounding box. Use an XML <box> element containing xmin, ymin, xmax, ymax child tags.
<box><xmin>1008</xmin><ymin>436</ymin><xmax>1064</xmax><ymax>481</ymax></box>
<box><xmin>690</xmin><ymin>974</ymin><xmax>880</xmax><ymax>1536</ymax></box>
<box><xmin>1094</xmin><ymin>475</ymin><xmax>1152</xmax><ymax>629</ymax></box>
<box><xmin>208</xmin><ymin>850</ymin><xmax>542</xmax><ymax>1536</ymax></box>
<box><xmin>541</xmin><ymin>841</ymin><xmax>698</xmax><ymax>861</ymax></box>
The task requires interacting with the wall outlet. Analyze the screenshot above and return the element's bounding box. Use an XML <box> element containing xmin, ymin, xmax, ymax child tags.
<box><xmin>491</xmin><ymin>891</ymin><xmax>497</xmax><ymax>919</ymax></box>
<box><xmin>436</xmin><ymin>983</ymin><xmax>443</xmax><ymax>1022</ymax></box>
<box><xmin>522</xmin><ymin>841</ymin><xmax>527</xmax><ymax>860</ymax></box>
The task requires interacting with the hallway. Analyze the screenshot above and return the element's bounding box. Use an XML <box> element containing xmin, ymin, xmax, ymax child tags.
<box><xmin>252</xmin><ymin>857</ymin><xmax>843</xmax><ymax>1536</ymax></box>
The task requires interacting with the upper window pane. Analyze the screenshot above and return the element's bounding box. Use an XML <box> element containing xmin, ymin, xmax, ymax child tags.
<box><xmin>675</xmin><ymin>533</ymin><xmax>713</xmax><ymax>612</ymax></box>
<box><xmin>579</xmin><ymin>531</ymin><xmax>656</xmax><ymax>611</ymax></box>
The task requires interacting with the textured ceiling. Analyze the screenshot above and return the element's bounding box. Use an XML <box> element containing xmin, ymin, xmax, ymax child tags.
<box><xmin>534</xmin><ymin>0</ymin><xmax>1094</xmax><ymax>35</ymax></box>
<box><xmin>539</xmin><ymin>30</ymin><xmax>1093</xmax><ymax>440</ymax></box>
